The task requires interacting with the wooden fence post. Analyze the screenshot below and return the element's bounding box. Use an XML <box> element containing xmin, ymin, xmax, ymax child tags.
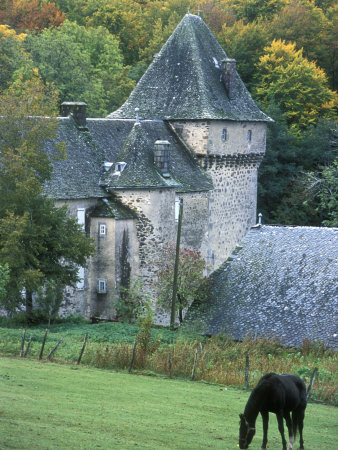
<box><xmin>245</xmin><ymin>355</ymin><xmax>250</xmax><ymax>389</ymax></box>
<box><xmin>23</xmin><ymin>335</ymin><xmax>33</xmax><ymax>357</ymax></box>
<box><xmin>20</xmin><ymin>329</ymin><xmax>26</xmax><ymax>357</ymax></box>
<box><xmin>77</xmin><ymin>333</ymin><xmax>88</xmax><ymax>365</ymax></box>
<box><xmin>39</xmin><ymin>329</ymin><xmax>49</xmax><ymax>360</ymax></box>
<box><xmin>128</xmin><ymin>340</ymin><xmax>137</xmax><ymax>373</ymax></box>
<box><xmin>168</xmin><ymin>352</ymin><xmax>172</xmax><ymax>378</ymax></box>
<box><xmin>307</xmin><ymin>367</ymin><xmax>318</xmax><ymax>400</ymax></box>
<box><xmin>191</xmin><ymin>348</ymin><xmax>199</xmax><ymax>380</ymax></box>
<box><xmin>47</xmin><ymin>339</ymin><xmax>63</xmax><ymax>360</ymax></box>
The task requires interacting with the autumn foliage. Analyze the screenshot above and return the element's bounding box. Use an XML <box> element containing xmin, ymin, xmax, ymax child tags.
<box><xmin>0</xmin><ymin>0</ymin><xmax>65</xmax><ymax>32</ymax></box>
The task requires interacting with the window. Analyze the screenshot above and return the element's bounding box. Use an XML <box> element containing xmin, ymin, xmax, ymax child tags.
<box><xmin>99</xmin><ymin>223</ymin><xmax>107</xmax><ymax>236</ymax></box>
<box><xmin>175</xmin><ymin>195</ymin><xmax>180</xmax><ymax>223</ymax></box>
<box><xmin>77</xmin><ymin>208</ymin><xmax>85</xmax><ymax>230</ymax></box>
<box><xmin>247</xmin><ymin>130</ymin><xmax>252</xmax><ymax>142</ymax></box>
<box><xmin>221</xmin><ymin>128</ymin><xmax>227</xmax><ymax>141</ymax></box>
<box><xmin>113</xmin><ymin>161</ymin><xmax>127</xmax><ymax>175</ymax></box>
<box><xmin>76</xmin><ymin>266</ymin><xmax>85</xmax><ymax>290</ymax></box>
<box><xmin>97</xmin><ymin>279</ymin><xmax>107</xmax><ymax>294</ymax></box>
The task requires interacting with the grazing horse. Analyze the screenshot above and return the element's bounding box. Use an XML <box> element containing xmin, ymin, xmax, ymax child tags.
<box><xmin>238</xmin><ymin>372</ymin><xmax>307</xmax><ymax>450</ymax></box>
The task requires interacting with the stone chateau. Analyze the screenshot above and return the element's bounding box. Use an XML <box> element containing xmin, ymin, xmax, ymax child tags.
<box><xmin>45</xmin><ymin>14</ymin><xmax>272</xmax><ymax>321</ymax></box>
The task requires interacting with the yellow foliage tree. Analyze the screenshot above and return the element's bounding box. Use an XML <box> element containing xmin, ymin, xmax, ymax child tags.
<box><xmin>254</xmin><ymin>39</ymin><xmax>337</xmax><ymax>133</ymax></box>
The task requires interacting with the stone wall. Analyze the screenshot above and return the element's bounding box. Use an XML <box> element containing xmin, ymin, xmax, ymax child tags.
<box><xmin>200</xmin><ymin>153</ymin><xmax>264</xmax><ymax>270</ymax></box>
<box><xmin>55</xmin><ymin>198</ymin><xmax>97</xmax><ymax>317</ymax></box>
<box><xmin>114</xmin><ymin>189</ymin><xmax>177</xmax><ymax>285</ymax></box>
<box><xmin>171</xmin><ymin>120</ymin><xmax>266</xmax><ymax>271</ymax></box>
<box><xmin>171</xmin><ymin>121</ymin><xmax>209</xmax><ymax>155</ymax></box>
<box><xmin>88</xmin><ymin>217</ymin><xmax>137</xmax><ymax>320</ymax></box>
<box><xmin>208</xmin><ymin>121</ymin><xmax>266</xmax><ymax>155</ymax></box>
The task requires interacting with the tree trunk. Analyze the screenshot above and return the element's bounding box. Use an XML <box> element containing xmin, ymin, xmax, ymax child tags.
<box><xmin>25</xmin><ymin>290</ymin><xmax>33</xmax><ymax>321</ymax></box>
<box><xmin>177</xmin><ymin>293</ymin><xmax>183</xmax><ymax>324</ymax></box>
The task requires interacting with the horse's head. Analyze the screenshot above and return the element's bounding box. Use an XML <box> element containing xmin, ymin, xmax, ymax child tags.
<box><xmin>239</xmin><ymin>413</ymin><xmax>256</xmax><ymax>449</ymax></box>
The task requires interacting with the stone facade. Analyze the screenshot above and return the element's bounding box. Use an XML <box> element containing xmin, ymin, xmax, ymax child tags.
<box><xmin>170</xmin><ymin>120</ymin><xmax>266</xmax><ymax>270</ymax></box>
<box><xmin>114</xmin><ymin>189</ymin><xmax>177</xmax><ymax>284</ymax></box>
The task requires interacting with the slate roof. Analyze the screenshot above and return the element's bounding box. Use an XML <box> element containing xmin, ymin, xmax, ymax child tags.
<box><xmin>108</xmin><ymin>14</ymin><xmax>271</xmax><ymax>122</ymax></box>
<box><xmin>187</xmin><ymin>226</ymin><xmax>338</xmax><ymax>348</ymax></box>
<box><xmin>89</xmin><ymin>198</ymin><xmax>137</xmax><ymax>220</ymax></box>
<box><xmin>44</xmin><ymin>116</ymin><xmax>212</xmax><ymax>199</ymax></box>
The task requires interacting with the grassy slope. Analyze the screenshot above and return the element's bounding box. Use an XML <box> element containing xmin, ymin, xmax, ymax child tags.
<box><xmin>0</xmin><ymin>358</ymin><xmax>337</xmax><ymax>449</ymax></box>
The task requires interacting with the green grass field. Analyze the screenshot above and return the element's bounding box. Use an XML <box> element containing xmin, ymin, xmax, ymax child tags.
<box><xmin>0</xmin><ymin>358</ymin><xmax>337</xmax><ymax>449</ymax></box>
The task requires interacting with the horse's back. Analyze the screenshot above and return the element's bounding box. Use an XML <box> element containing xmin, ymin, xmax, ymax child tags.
<box><xmin>255</xmin><ymin>373</ymin><xmax>307</xmax><ymax>413</ymax></box>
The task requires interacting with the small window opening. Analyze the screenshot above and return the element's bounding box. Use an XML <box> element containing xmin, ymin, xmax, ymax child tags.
<box><xmin>97</xmin><ymin>278</ymin><xmax>107</xmax><ymax>294</ymax></box>
<box><xmin>113</xmin><ymin>161</ymin><xmax>127</xmax><ymax>176</ymax></box>
<box><xmin>222</xmin><ymin>128</ymin><xmax>227</xmax><ymax>141</ymax></box>
<box><xmin>175</xmin><ymin>195</ymin><xmax>180</xmax><ymax>223</ymax></box>
<box><xmin>247</xmin><ymin>130</ymin><xmax>252</xmax><ymax>142</ymax></box>
<box><xmin>76</xmin><ymin>266</ymin><xmax>85</xmax><ymax>290</ymax></box>
<box><xmin>99</xmin><ymin>223</ymin><xmax>107</xmax><ymax>236</ymax></box>
<box><xmin>77</xmin><ymin>208</ymin><xmax>85</xmax><ymax>230</ymax></box>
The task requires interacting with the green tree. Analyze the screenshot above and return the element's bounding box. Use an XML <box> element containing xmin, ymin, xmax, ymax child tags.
<box><xmin>155</xmin><ymin>243</ymin><xmax>209</xmax><ymax>324</ymax></box>
<box><xmin>270</xmin><ymin>0</ymin><xmax>336</xmax><ymax>89</ymax></box>
<box><xmin>87</xmin><ymin>0</ymin><xmax>148</xmax><ymax>66</ymax></box>
<box><xmin>0</xmin><ymin>75</ymin><xmax>94</xmax><ymax>319</ymax></box>
<box><xmin>25</xmin><ymin>20</ymin><xmax>134</xmax><ymax>116</ymax></box>
<box><xmin>302</xmin><ymin>157</ymin><xmax>338</xmax><ymax>227</ymax></box>
<box><xmin>218</xmin><ymin>19</ymin><xmax>270</xmax><ymax>89</ymax></box>
<box><xmin>0</xmin><ymin>263</ymin><xmax>10</xmax><ymax>301</ymax></box>
<box><xmin>254</xmin><ymin>39</ymin><xmax>337</xmax><ymax>134</ymax></box>
<box><xmin>229</xmin><ymin>0</ymin><xmax>287</xmax><ymax>22</ymax></box>
<box><xmin>258</xmin><ymin>103</ymin><xmax>336</xmax><ymax>225</ymax></box>
<box><xmin>0</xmin><ymin>25</ymin><xmax>32</xmax><ymax>92</ymax></box>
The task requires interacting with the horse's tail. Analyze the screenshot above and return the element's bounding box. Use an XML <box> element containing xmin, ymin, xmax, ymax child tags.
<box><xmin>291</xmin><ymin>411</ymin><xmax>298</xmax><ymax>440</ymax></box>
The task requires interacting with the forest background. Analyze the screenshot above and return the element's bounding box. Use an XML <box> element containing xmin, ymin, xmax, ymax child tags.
<box><xmin>0</xmin><ymin>0</ymin><xmax>337</xmax><ymax>226</ymax></box>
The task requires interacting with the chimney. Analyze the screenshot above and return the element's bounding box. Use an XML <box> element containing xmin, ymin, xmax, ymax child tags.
<box><xmin>221</xmin><ymin>58</ymin><xmax>237</xmax><ymax>99</ymax></box>
<box><xmin>60</xmin><ymin>102</ymin><xmax>87</xmax><ymax>130</ymax></box>
<box><xmin>154</xmin><ymin>140</ymin><xmax>170</xmax><ymax>178</ymax></box>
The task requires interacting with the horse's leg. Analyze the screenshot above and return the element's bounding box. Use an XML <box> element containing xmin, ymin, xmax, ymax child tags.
<box><xmin>276</xmin><ymin>411</ymin><xmax>287</xmax><ymax>450</ymax></box>
<box><xmin>260</xmin><ymin>411</ymin><xmax>269</xmax><ymax>450</ymax></box>
<box><xmin>284</xmin><ymin>412</ymin><xmax>293</xmax><ymax>449</ymax></box>
<box><xmin>298</xmin><ymin>408</ymin><xmax>305</xmax><ymax>450</ymax></box>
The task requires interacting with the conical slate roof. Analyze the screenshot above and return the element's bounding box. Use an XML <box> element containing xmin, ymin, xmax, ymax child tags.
<box><xmin>108</xmin><ymin>14</ymin><xmax>270</xmax><ymax>122</ymax></box>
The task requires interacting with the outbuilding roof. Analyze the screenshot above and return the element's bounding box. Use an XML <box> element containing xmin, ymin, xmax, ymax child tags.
<box><xmin>187</xmin><ymin>225</ymin><xmax>338</xmax><ymax>348</ymax></box>
<box><xmin>108</xmin><ymin>14</ymin><xmax>271</xmax><ymax>122</ymax></box>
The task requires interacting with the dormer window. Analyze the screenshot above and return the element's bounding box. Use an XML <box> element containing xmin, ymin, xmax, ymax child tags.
<box><xmin>113</xmin><ymin>161</ymin><xmax>127</xmax><ymax>176</ymax></box>
<box><xmin>154</xmin><ymin>140</ymin><xmax>170</xmax><ymax>177</ymax></box>
<box><xmin>103</xmin><ymin>162</ymin><xmax>114</xmax><ymax>171</ymax></box>
<box><xmin>222</xmin><ymin>128</ymin><xmax>227</xmax><ymax>141</ymax></box>
<box><xmin>247</xmin><ymin>130</ymin><xmax>252</xmax><ymax>142</ymax></box>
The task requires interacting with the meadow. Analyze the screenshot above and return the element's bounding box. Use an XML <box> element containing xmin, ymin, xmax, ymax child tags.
<box><xmin>0</xmin><ymin>357</ymin><xmax>337</xmax><ymax>450</ymax></box>
<box><xmin>0</xmin><ymin>320</ymin><xmax>336</xmax><ymax>406</ymax></box>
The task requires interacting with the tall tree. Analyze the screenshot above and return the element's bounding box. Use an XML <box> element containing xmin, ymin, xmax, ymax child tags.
<box><xmin>0</xmin><ymin>25</ymin><xmax>32</xmax><ymax>92</ymax></box>
<box><xmin>25</xmin><ymin>20</ymin><xmax>134</xmax><ymax>116</ymax></box>
<box><xmin>0</xmin><ymin>74</ymin><xmax>94</xmax><ymax>319</ymax></box>
<box><xmin>0</xmin><ymin>0</ymin><xmax>65</xmax><ymax>32</ymax></box>
<box><xmin>218</xmin><ymin>19</ymin><xmax>270</xmax><ymax>89</ymax></box>
<box><xmin>155</xmin><ymin>243</ymin><xmax>209</xmax><ymax>324</ymax></box>
<box><xmin>254</xmin><ymin>39</ymin><xmax>337</xmax><ymax>134</ymax></box>
<box><xmin>270</xmin><ymin>0</ymin><xmax>336</xmax><ymax>89</ymax></box>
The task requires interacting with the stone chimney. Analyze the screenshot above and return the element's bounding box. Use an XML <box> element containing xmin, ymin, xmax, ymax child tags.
<box><xmin>221</xmin><ymin>58</ymin><xmax>237</xmax><ymax>99</ymax></box>
<box><xmin>60</xmin><ymin>102</ymin><xmax>87</xmax><ymax>130</ymax></box>
<box><xmin>154</xmin><ymin>140</ymin><xmax>170</xmax><ymax>177</ymax></box>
